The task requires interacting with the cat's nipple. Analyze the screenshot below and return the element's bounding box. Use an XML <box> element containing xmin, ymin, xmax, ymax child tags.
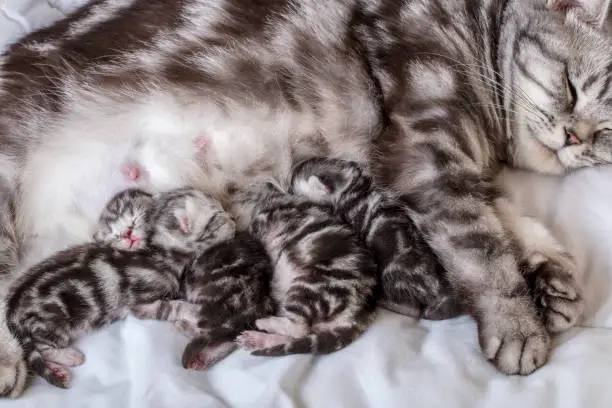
<box><xmin>121</xmin><ymin>163</ymin><xmax>142</xmax><ymax>181</ymax></box>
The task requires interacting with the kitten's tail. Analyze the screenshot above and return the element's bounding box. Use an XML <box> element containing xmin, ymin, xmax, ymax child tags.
<box><xmin>248</xmin><ymin>324</ymin><xmax>369</xmax><ymax>357</ymax></box>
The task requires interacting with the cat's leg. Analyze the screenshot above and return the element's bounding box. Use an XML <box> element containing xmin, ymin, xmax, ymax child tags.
<box><xmin>39</xmin><ymin>346</ymin><xmax>85</xmax><ymax>367</ymax></box>
<box><xmin>236</xmin><ymin>331</ymin><xmax>292</xmax><ymax>351</ymax></box>
<box><xmin>0</xmin><ymin>183</ymin><xmax>28</xmax><ymax>398</ymax></box>
<box><xmin>376</xmin><ymin>127</ymin><xmax>549</xmax><ymax>375</ymax></box>
<box><xmin>254</xmin><ymin>316</ymin><xmax>309</xmax><ymax>338</ymax></box>
<box><xmin>131</xmin><ymin>300</ymin><xmax>200</xmax><ymax>323</ymax></box>
<box><xmin>495</xmin><ymin>198</ymin><xmax>584</xmax><ymax>333</ymax></box>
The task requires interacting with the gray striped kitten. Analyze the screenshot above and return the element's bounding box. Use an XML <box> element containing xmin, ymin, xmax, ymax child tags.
<box><xmin>5</xmin><ymin>187</ymin><xmax>232</xmax><ymax>388</ymax></box>
<box><xmin>291</xmin><ymin>157</ymin><xmax>461</xmax><ymax>320</ymax></box>
<box><xmin>93</xmin><ymin>188</ymin><xmax>155</xmax><ymax>250</ymax></box>
<box><xmin>132</xmin><ymin>231</ymin><xmax>274</xmax><ymax>370</ymax></box>
<box><xmin>232</xmin><ymin>182</ymin><xmax>378</xmax><ymax>356</ymax></box>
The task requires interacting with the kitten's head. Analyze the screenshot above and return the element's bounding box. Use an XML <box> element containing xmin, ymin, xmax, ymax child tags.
<box><xmin>290</xmin><ymin>158</ymin><xmax>372</xmax><ymax>207</ymax></box>
<box><xmin>511</xmin><ymin>0</ymin><xmax>612</xmax><ymax>173</ymax></box>
<box><xmin>150</xmin><ymin>187</ymin><xmax>236</xmax><ymax>253</ymax></box>
<box><xmin>94</xmin><ymin>189</ymin><xmax>155</xmax><ymax>250</ymax></box>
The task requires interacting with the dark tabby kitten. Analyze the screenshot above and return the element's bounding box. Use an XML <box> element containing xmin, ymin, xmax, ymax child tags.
<box><xmin>5</xmin><ymin>187</ymin><xmax>232</xmax><ymax>388</ymax></box>
<box><xmin>132</xmin><ymin>231</ymin><xmax>275</xmax><ymax>371</ymax></box>
<box><xmin>291</xmin><ymin>157</ymin><xmax>461</xmax><ymax>320</ymax></box>
<box><xmin>232</xmin><ymin>182</ymin><xmax>378</xmax><ymax>356</ymax></box>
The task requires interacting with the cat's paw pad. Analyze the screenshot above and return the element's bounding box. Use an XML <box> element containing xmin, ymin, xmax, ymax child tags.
<box><xmin>479</xmin><ymin>297</ymin><xmax>551</xmax><ymax>376</ymax></box>
<box><xmin>44</xmin><ymin>362</ymin><xmax>72</xmax><ymax>389</ymax></box>
<box><xmin>532</xmin><ymin>260</ymin><xmax>585</xmax><ymax>333</ymax></box>
<box><xmin>0</xmin><ymin>358</ymin><xmax>28</xmax><ymax>398</ymax></box>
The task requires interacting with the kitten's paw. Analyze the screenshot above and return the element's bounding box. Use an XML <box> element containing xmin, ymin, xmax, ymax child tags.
<box><xmin>175</xmin><ymin>320</ymin><xmax>202</xmax><ymax>338</ymax></box>
<box><xmin>41</xmin><ymin>347</ymin><xmax>85</xmax><ymax>367</ymax></box>
<box><xmin>0</xmin><ymin>358</ymin><xmax>27</xmax><ymax>398</ymax></box>
<box><xmin>531</xmin><ymin>259</ymin><xmax>584</xmax><ymax>333</ymax></box>
<box><xmin>255</xmin><ymin>317</ymin><xmax>308</xmax><ymax>337</ymax></box>
<box><xmin>131</xmin><ymin>301</ymin><xmax>161</xmax><ymax>320</ymax></box>
<box><xmin>183</xmin><ymin>342</ymin><xmax>236</xmax><ymax>371</ymax></box>
<box><xmin>236</xmin><ymin>331</ymin><xmax>290</xmax><ymax>351</ymax></box>
<box><xmin>44</xmin><ymin>362</ymin><xmax>72</xmax><ymax>389</ymax></box>
<box><xmin>478</xmin><ymin>296</ymin><xmax>551</xmax><ymax>376</ymax></box>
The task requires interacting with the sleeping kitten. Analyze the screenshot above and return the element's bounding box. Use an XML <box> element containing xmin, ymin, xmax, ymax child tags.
<box><xmin>232</xmin><ymin>181</ymin><xmax>378</xmax><ymax>356</ymax></box>
<box><xmin>5</xmin><ymin>187</ymin><xmax>233</xmax><ymax>388</ymax></box>
<box><xmin>290</xmin><ymin>157</ymin><xmax>461</xmax><ymax>320</ymax></box>
<box><xmin>93</xmin><ymin>188</ymin><xmax>155</xmax><ymax>250</ymax></box>
<box><xmin>132</xmin><ymin>231</ymin><xmax>275</xmax><ymax>371</ymax></box>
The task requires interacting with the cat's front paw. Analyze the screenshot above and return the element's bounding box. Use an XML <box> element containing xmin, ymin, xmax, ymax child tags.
<box><xmin>478</xmin><ymin>296</ymin><xmax>551</xmax><ymax>375</ymax></box>
<box><xmin>531</xmin><ymin>258</ymin><xmax>584</xmax><ymax>333</ymax></box>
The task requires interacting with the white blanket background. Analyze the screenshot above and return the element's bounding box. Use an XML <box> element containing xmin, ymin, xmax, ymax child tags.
<box><xmin>1</xmin><ymin>2</ymin><xmax>611</xmax><ymax>407</ymax></box>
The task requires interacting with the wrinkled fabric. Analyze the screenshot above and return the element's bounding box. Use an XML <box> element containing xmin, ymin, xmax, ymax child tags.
<box><xmin>1</xmin><ymin>3</ymin><xmax>612</xmax><ymax>407</ymax></box>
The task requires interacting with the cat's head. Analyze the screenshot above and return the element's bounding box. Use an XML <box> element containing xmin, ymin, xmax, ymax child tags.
<box><xmin>511</xmin><ymin>0</ymin><xmax>612</xmax><ymax>173</ymax></box>
<box><xmin>290</xmin><ymin>158</ymin><xmax>372</xmax><ymax>206</ymax></box>
<box><xmin>94</xmin><ymin>189</ymin><xmax>155</xmax><ymax>250</ymax></box>
<box><xmin>150</xmin><ymin>187</ymin><xmax>236</xmax><ymax>253</ymax></box>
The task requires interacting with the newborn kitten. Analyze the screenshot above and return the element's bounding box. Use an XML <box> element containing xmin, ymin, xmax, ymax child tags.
<box><xmin>132</xmin><ymin>231</ymin><xmax>274</xmax><ymax>371</ymax></box>
<box><xmin>290</xmin><ymin>158</ymin><xmax>460</xmax><ymax>320</ymax></box>
<box><xmin>93</xmin><ymin>188</ymin><xmax>155</xmax><ymax>250</ymax></box>
<box><xmin>233</xmin><ymin>181</ymin><xmax>378</xmax><ymax>356</ymax></box>
<box><xmin>5</xmin><ymin>187</ymin><xmax>231</xmax><ymax>388</ymax></box>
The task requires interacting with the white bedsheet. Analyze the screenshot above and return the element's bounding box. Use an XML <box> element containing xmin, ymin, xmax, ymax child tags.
<box><xmin>1</xmin><ymin>2</ymin><xmax>611</xmax><ymax>407</ymax></box>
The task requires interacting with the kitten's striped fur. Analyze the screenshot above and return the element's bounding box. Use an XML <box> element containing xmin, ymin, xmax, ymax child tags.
<box><xmin>5</xmin><ymin>187</ymin><xmax>232</xmax><ymax>388</ymax></box>
<box><xmin>132</xmin><ymin>231</ymin><xmax>274</xmax><ymax>370</ymax></box>
<box><xmin>1</xmin><ymin>0</ymin><xmax>610</xmax><ymax>394</ymax></box>
<box><xmin>291</xmin><ymin>157</ymin><xmax>461</xmax><ymax>320</ymax></box>
<box><xmin>233</xmin><ymin>182</ymin><xmax>378</xmax><ymax>356</ymax></box>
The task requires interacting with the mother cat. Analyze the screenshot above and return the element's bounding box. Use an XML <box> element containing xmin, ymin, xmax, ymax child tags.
<box><xmin>0</xmin><ymin>0</ymin><xmax>610</xmax><ymax>396</ymax></box>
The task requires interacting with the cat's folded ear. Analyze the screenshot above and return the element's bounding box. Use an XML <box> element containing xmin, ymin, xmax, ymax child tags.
<box><xmin>547</xmin><ymin>0</ymin><xmax>611</xmax><ymax>28</ymax></box>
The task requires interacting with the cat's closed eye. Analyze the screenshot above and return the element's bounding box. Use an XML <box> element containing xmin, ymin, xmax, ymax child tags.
<box><xmin>565</xmin><ymin>68</ymin><xmax>577</xmax><ymax>111</ymax></box>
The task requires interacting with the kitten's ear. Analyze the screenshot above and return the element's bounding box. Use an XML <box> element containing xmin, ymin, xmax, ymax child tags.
<box><xmin>548</xmin><ymin>0</ymin><xmax>611</xmax><ymax>27</ymax></box>
<box><xmin>309</xmin><ymin>175</ymin><xmax>334</xmax><ymax>194</ymax></box>
<box><xmin>178</xmin><ymin>215</ymin><xmax>191</xmax><ymax>234</ymax></box>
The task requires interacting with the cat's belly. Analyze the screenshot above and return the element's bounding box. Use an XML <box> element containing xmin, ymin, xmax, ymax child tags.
<box><xmin>18</xmin><ymin>89</ymin><xmax>325</xmax><ymax>265</ymax></box>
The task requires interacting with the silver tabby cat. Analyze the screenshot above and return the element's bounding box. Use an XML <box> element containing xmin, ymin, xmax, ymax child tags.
<box><xmin>232</xmin><ymin>182</ymin><xmax>378</xmax><ymax>356</ymax></box>
<box><xmin>291</xmin><ymin>157</ymin><xmax>461</xmax><ymax>320</ymax></box>
<box><xmin>0</xmin><ymin>0</ymin><xmax>608</xmax><ymax>396</ymax></box>
<box><xmin>5</xmin><ymin>187</ymin><xmax>231</xmax><ymax>388</ymax></box>
<box><xmin>132</xmin><ymin>230</ymin><xmax>275</xmax><ymax>371</ymax></box>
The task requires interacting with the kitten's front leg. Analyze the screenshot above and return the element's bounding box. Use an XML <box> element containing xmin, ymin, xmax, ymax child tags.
<box><xmin>39</xmin><ymin>346</ymin><xmax>85</xmax><ymax>367</ymax></box>
<box><xmin>131</xmin><ymin>300</ymin><xmax>201</xmax><ymax>323</ymax></box>
<box><xmin>377</xmin><ymin>134</ymin><xmax>549</xmax><ymax>375</ymax></box>
<box><xmin>495</xmin><ymin>198</ymin><xmax>584</xmax><ymax>333</ymax></box>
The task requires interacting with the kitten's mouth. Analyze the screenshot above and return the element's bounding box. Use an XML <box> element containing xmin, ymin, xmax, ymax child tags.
<box><xmin>123</xmin><ymin>228</ymin><xmax>139</xmax><ymax>248</ymax></box>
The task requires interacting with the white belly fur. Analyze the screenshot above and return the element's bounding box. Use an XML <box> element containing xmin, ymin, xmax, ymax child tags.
<box><xmin>18</xmin><ymin>88</ymin><xmax>318</xmax><ymax>265</ymax></box>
